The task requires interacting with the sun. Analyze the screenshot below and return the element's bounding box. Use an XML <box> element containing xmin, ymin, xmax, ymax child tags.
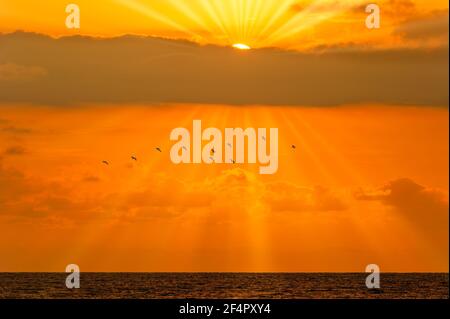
<box><xmin>232</xmin><ymin>43</ymin><xmax>251</xmax><ymax>50</ymax></box>
<box><xmin>115</xmin><ymin>0</ymin><xmax>369</xmax><ymax>49</ymax></box>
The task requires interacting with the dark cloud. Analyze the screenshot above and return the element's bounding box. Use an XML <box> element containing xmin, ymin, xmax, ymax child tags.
<box><xmin>82</xmin><ymin>175</ymin><xmax>101</xmax><ymax>183</ymax></box>
<box><xmin>0</xmin><ymin>163</ymin><xmax>108</xmax><ymax>223</ymax></box>
<box><xmin>356</xmin><ymin>178</ymin><xmax>448</xmax><ymax>250</ymax></box>
<box><xmin>382</xmin><ymin>0</ymin><xmax>417</xmax><ymax>18</ymax></box>
<box><xmin>0</xmin><ymin>119</ymin><xmax>33</xmax><ymax>134</ymax></box>
<box><xmin>0</xmin><ymin>126</ymin><xmax>32</xmax><ymax>134</ymax></box>
<box><xmin>355</xmin><ymin>178</ymin><xmax>448</xmax><ymax>214</ymax></box>
<box><xmin>0</xmin><ymin>62</ymin><xmax>47</xmax><ymax>81</ymax></box>
<box><xmin>3</xmin><ymin>146</ymin><xmax>27</xmax><ymax>156</ymax></box>
<box><xmin>394</xmin><ymin>10</ymin><xmax>449</xmax><ymax>40</ymax></box>
<box><xmin>0</xmin><ymin>31</ymin><xmax>448</xmax><ymax>106</ymax></box>
<box><xmin>265</xmin><ymin>182</ymin><xmax>347</xmax><ymax>212</ymax></box>
<box><xmin>292</xmin><ymin>0</ymin><xmax>417</xmax><ymax>18</ymax></box>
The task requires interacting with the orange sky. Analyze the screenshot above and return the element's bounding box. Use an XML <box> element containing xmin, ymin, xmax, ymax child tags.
<box><xmin>0</xmin><ymin>105</ymin><xmax>447</xmax><ymax>271</ymax></box>
<box><xmin>0</xmin><ymin>0</ymin><xmax>448</xmax><ymax>50</ymax></box>
<box><xmin>0</xmin><ymin>0</ymin><xmax>448</xmax><ymax>272</ymax></box>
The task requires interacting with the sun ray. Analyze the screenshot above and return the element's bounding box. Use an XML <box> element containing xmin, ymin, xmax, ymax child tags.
<box><xmin>260</xmin><ymin>1</ymin><xmax>320</xmax><ymax>46</ymax></box>
<box><xmin>165</xmin><ymin>0</ymin><xmax>215</xmax><ymax>38</ymax></box>
<box><xmin>229</xmin><ymin>0</ymin><xmax>241</xmax><ymax>42</ymax></box>
<box><xmin>252</xmin><ymin>0</ymin><xmax>296</xmax><ymax>44</ymax></box>
<box><xmin>245</xmin><ymin>0</ymin><xmax>265</xmax><ymax>46</ymax></box>
<box><xmin>198</xmin><ymin>0</ymin><xmax>233</xmax><ymax>43</ymax></box>
<box><xmin>264</xmin><ymin>0</ymin><xmax>366</xmax><ymax>47</ymax></box>
<box><xmin>113</xmin><ymin>0</ymin><xmax>204</xmax><ymax>40</ymax></box>
<box><xmin>113</xmin><ymin>0</ymin><xmax>368</xmax><ymax>49</ymax></box>
<box><xmin>247</xmin><ymin>0</ymin><xmax>279</xmax><ymax>46</ymax></box>
<box><xmin>243</xmin><ymin>0</ymin><xmax>254</xmax><ymax>44</ymax></box>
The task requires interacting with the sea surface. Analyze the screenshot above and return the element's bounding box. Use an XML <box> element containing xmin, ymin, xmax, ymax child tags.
<box><xmin>0</xmin><ymin>273</ymin><xmax>448</xmax><ymax>299</ymax></box>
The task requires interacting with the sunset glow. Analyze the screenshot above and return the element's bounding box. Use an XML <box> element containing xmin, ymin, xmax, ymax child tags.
<box><xmin>232</xmin><ymin>43</ymin><xmax>251</xmax><ymax>50</ymax></box>
<box><xmin>0</xmin><ymin>0</ymin><xmax>448</xmax><ymax>50</ymax></box>
<box><xmin>0</xmin><ymin>0</ymin><xmax>448</xmax><ymax>275</ymax></box>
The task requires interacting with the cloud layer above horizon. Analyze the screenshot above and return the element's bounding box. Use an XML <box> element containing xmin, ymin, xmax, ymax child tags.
<box><xmin>0</xmin><ymin>32</ymin><xmax>448</xmax><ymax>106</ymax></box>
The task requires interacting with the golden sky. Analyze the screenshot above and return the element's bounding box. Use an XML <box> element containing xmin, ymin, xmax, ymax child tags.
<box><xmin>0</xmin><ymin>0</ymin><xmax>448</xmax><ymax>272</ymax></box>
<box><xmin>0</xmin><ymin>105</ymin><xmax>448</xmax><ymax>271</ymax></box>
<box><xmin>0</xmin><ymin>0</ymin><xmax>448</xmax><ymax>50</ymax></box>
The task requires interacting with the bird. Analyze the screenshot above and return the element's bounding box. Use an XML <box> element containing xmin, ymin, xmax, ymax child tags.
<box><xmin>131</xmin><ymin>156</ymin><xmax>137</xmax><ymax>161</ymax></box>
<box><xmin>291</xmin><ymin>144</ymin><xmax>296</xmax><ymax>149</ymax></box>
<box><xmin>155</xmin><ymin>147</ymin><xmax>162</xmax><ymax>153</ymax></box>
<box><xmin>102</xmin><ymin>160</ymin><xmax>109</xmax><ymax>165</ymax></box>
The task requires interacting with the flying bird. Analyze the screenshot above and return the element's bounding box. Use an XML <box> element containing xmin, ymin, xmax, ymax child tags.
<box><xmin>155</xmin><ymin>147</ymin><xmax>162</xmax><ymax>153</ymax></box>
<box><xmin>131</xmin><ymin>156</ymin><xmax>137</xmax><ymax>161</ymax></box>
<box><xmin>102</xmin><ymin>160</ymin><xmax>109</xmax><ymax>165</ymax></box>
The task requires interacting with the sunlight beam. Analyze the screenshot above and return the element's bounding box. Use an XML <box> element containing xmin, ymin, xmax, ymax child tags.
<box><xmin>114</xmin><ymin>0</ymin><xmax>203</xmax><ymax>40</ymax></box>
<box><xmin>264</xmin><ymin>0</ymin><xmax>367</xmax><ymax>47</ymax></box>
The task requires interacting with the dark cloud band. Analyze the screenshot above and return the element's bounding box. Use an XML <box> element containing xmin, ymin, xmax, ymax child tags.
<box><xmin>0</xmin><ymin>32</ymin><xmax>448</xmax><ymax>106</ymax></box>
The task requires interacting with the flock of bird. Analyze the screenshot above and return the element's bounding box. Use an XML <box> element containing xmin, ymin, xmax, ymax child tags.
<box><xmin>102</xmin><ymin>147</ymin><xmax>161</xmax><ymax>165</ymax></box>
<box><xmin>101</xmin><ymin>144</ymin><xmax>296</xmax><ymax>165</ymax></box>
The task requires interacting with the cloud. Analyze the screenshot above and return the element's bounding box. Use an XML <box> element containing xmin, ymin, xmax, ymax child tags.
<box><xmin>394</xmin><ymin>10</ymin><xmax>449</xmax><ymax>41</ymax></box>
<box><xmin>265</xmin><ymin>181</ymin><xmax>347</xmax><ymax>212</ymax></box>
<box><xmin>0</xmin><ymin>163</ymin><xmax>34</xmax><ymax>203</ymax></box>
<box><xmin>111</xmin><ymin>168</ymin><xmax>349</xmax><ymax>222</ymax></box>
<box><xmin>355</xmin><ymin>178</ymin><xmax>448</xmax><ymax>213</ymax></box>
<box><xmin>0</xmin><ymin>163</ymin><xmax>347</xmax><ymax>224</ymax></box>
<box><xmin>0</xmin><ymin>126</ymin><xmax>32</xmax><ymax>134</ymax></box>
<box><xmin>0</xmin><ymin>62</ymin><xmax>47</xmax><ymax>81</ymax></box>
<box><xmin>0</xmin><ymin>32</ymin><xmax>447</xmax><ymax>106</ymax></box>
<box><xmin>292</xmin><ymin>0</ymin><xmax>418</xmax><ymax>21</ymax></box>
<box><xmin>0</xmin><ymin>119</ymin><xmax>33</xmax><ymax>135</ymax></box>
<box><xmin>356</xmin><ymin>178</ymin><xmax>448</xmax><ymax>248</ymax></box>
<box><xmin>381</xmin><ymin>0</ymin><xmax>417</xmax><ymax>18</ymax></box>
<box><xmin>82</xmin><ymin>175</ymin><xmax>101</xmax><ymax>183</ymax></box>
<box><xmin>3</xmin><ymin>146</ymin><xmax>27</xmax><ymax>156</ymax></box>
<box><xmin>290</xmin><ymin>0</ymin><xmax>348</xmax><ymax>13</ymax></box>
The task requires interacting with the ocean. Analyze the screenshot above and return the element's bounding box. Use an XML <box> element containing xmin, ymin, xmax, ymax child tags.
<box><xmin>0</xmin><ymin>273</ymin><xmax>448</xmax><ymax>299</ymax></box>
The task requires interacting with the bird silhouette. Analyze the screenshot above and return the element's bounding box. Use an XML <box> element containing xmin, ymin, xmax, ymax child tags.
<box><xmin>131</xmin><ymin>156</ymin><xmax>137</xmax><ymax>161</ymax></box>
<box><xmin>102</xmin><ymin>160</ymin><xmax>109</xmax><ymax>165</ymax></box>
<box><xmin>155</xmin><ymin>147</ymin><xmax>162</xmax><ymax>153</ymax></box>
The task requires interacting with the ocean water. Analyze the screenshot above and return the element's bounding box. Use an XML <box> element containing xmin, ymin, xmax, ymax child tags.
<box><xmin>0</xmin><ymin>273</ymin><xmax>448</xmax><ymax>299</ymax></box>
